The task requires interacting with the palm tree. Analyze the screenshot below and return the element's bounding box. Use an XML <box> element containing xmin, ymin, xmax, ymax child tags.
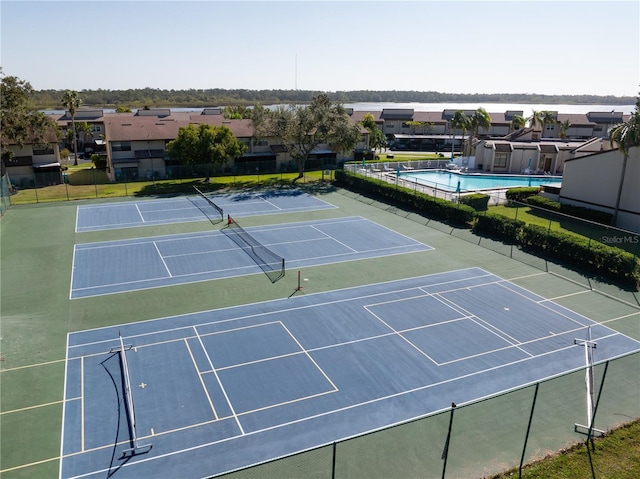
<box><xmin>61</xmin><ymin>90</ymin><xmax>82</xmax><ymax>165</ymax></box>
<box><xmin>77</xmin><ymin>122</ymin><xmax>93</xmax><ymax>154</ymax></box>
<box><xmin>559</xmin><ymin>120</ymin><xmax>571</xmax><ymax>140</ymax></box>
<box><xmin>527</xmin><ymin>110</ymin><xmax>544</xmax><ymax>130</ymax></box>
<box><xmin>608</xmin><ymin>98</ymin><xmax>640</xmax><ymax>225</ymax></box>
<box><xmin>451</xmin><ymin>110</ymin><xmax>470</xmax><ymax>157</ymax></box>
<box><xmin>541</xmin><ymin>110</ymin><xmax>557</xmax><ymax>137</ymax></box>
<box><xmin>468</xmin><ymin>108</ymin><xmax>491</xmax><ymax>156</ymax></box>
<box><xmin>510</xmin><ymin>114</ymin><xmax>526</xmax><ymax>132</ymax></box>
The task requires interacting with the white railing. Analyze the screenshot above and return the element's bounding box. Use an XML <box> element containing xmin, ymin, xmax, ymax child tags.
<box><xmin>344</xmin><ymin>161</ymin><xmax>510</xmax><ymax>206</ymax></box>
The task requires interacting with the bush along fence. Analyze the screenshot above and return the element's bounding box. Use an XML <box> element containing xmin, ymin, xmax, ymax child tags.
<box><xmin>335</xmin><ymin>170</ymin><xmax>640</xmax><ymax>289</ymax></box>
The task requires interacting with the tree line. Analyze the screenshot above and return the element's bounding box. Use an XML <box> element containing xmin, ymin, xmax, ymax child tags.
<box><xmin>31</xmin><ymin>88</ymin><xmax>635</xmax><ymax>110</ymax></box>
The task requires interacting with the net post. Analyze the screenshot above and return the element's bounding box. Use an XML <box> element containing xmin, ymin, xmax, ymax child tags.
<box><xmin>573</xmin><ymin>327</ymin><xmax>605</xmax><ymax>437</ymax></box>
<box><xmin>296</xmin><ymin>270</ymin><xmax>303</xmax><ymax>291</ymax></box>
<box><xmin>116</xmin><ymin>332</ymin><xmax>153</xmax><ymax>457</ymax></box>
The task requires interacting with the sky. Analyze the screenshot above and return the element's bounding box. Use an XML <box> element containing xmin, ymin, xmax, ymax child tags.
<box><xmin>1</xmin><ymin>0</ymin><xmax>638</xmax><ymax>97</ymax></box>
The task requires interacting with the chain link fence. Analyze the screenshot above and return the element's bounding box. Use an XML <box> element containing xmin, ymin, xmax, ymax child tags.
<box><xmin>343</xmin><ymin>161</ymin><xmax>510</xmax><ymax>206</ymax></box>
<box><xmin>215</xmin><ymin>352</ymin><xmax>640</xmax><ymax>479</ymax></box>
<box><xmin>7</xmin><ymin>161</ymin><xmax>338</xmax><ymax>205</ymax></box>
<box><xmin>1</xmin><ymin>172</ymin><xmax>11</xmax><ymax>216</ymax></box>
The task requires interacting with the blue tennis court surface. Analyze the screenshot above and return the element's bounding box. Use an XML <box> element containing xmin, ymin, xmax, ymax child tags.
<box><xmin>60</xmin><ymin>268</ymin><xmax>640</xmax><ymax>479</ymax></box>
<box><xmin>75</xmin><ymin>189</ymin><xmax>336</xmax><ymax>232</ymax></box>
<box><xmin>70</xmin><ymin>217</ymin><xmax>431</xmax><ymax>298</ymax></box>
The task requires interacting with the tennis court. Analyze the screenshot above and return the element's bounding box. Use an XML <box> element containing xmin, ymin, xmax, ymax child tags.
<box><xmin>60</xmin><ymin>267</ymin><xmax>640</xmax><ymax>479</ymax></box>
<box><xmin>75</xmin><ymin>189</ymin><xmax>336</xmax><ymax>232</ymax></box>
<box><xmin>70</xmin><ymin>216</ymin><xmax>431</xmax><ymax>298</ymax></box>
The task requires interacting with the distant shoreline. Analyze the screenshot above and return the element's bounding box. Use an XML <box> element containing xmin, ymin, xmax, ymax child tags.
<box><xmin>32</xmin><ymin>89</ymin><xmax>635</xmax><ymax>110</ymax></box>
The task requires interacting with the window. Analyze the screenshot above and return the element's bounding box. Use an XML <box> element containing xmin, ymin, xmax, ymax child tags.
<box><xmin>91</xmin><ymin>125</ymin><xmax>102</xmax><ymax>132</ymax></box>
<box><xmin>545</xmin><ymin>124</ymin><xmax>555</xmax><ymax>131</ymax></box>
<box><xmin>33</xmin><ymin>145</ymin><xmax>54</xmax><ymax>155</ymax></box>
<box><xmin>252</xmin><ymin>139</ymin><xmax>268</xmax><ymax>146</ymax></box>
<box><xmin>111</xmin><ymin>141</ymin><xmax>131</xmax><ymax>152</ymax></box>
<box><xmin>494</xmin><ymin>153</ymin><xmax>508</xmax><ymax>168</ymax></box>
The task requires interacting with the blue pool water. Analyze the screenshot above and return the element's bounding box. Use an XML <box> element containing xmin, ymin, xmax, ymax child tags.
<box><xmin>399</xmin><ymin>170</ymin><xmax>562</xmax><ymax>192</ymax></box>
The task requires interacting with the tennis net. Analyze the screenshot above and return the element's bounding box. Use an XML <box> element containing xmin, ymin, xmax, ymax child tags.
<box><xmin>111</xmin><ymin>333</ymin><xmax>152</xmax><ymax>456</ymax></box>
<box><xmin>190</xmin><ymin>186</ymin><xmax>224</xmax><ymax>224</ymax></box>
<box><xmin>224</xmin><ymin>215</ymin><xmax>285</xmax><ymax>283</ymax></box>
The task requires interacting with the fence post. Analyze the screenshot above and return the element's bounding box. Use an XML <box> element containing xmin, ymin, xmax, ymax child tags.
<box><xmin>585</xmin><ymin>361</ymin><xmax>610</xmax><ymax>479</ymax></box>
<box><xmin>519</xmin><ymin>383</ymin><xmax>539</xmax><ymax>478</ymax></box>
<box><xmin>331</xmin><ymin>441</ymin><xmax>337</xmax><ymax>479</ymax></box>
<box><xmin>441</xmin><ymin>402</ymin><xmax>456</xmax><ymax>479</ymax></box>
<box><xmin>33</xmin><ymin>172</ymin><xmax>39</xmax><ymax>203</ymax></box>
<box><xmin>93</xmin><ymin>168</ymin><xmax>98</xmax><ymax>198</ymax></box>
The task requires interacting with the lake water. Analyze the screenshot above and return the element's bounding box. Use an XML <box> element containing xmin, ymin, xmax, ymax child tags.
<box><xmin>42</xmin><ymin>102</ymin><xmax>635</xmax><ymax>116</ymax></box>
<box><xmin>399</xmin><ymin>170</ymin><xmax>562</xmax><ymax>192</ymax></box>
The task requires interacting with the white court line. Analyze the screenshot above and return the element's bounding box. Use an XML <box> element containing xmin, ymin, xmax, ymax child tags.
<box><xmin>68</xmin><ymin>268</ymin><xmax>492</xmax><ymax>345</ymax></box>
<box><xmin>496</xmin><ymin>281</ymin><xmax>591</xmax><ymax>328</ymax></box>
<box><xmin>184</xmin><ymin>338</ymin><xmax>218</xmax><ymax>420</ymax></box>
<box><xmin>69</xmin><ymin>245</ymin><xmax>78</xmax><ymax>300</ymax></box>
<box><xmin>310</xmin><ymin>225</ymin><xmax>358</xmax><ymax>253</ymax></box>
<box><xmin>434</xmin><ymin>293</ymin><xmax>532</xmax><ymax>356</ymax></box>
<box><xmin>364</xmin><ymin>305</ymin><xmax>441</xmax><ymax>365</ymax></box>
<box><xmin>192</xmin><ymin>326</ymin><xmax>245</xmax><ymax>435</ymax></box>
<box><xmin>135</xmin><ymin>203</ymin><xmax>145</xmax><ymax>222</ymax></box>
<box><xmin>65</xmin><ymin>342</ymin><xmax>639</xmax><ymax>479</ymax></box>
<box><xmin>58</xmin><ymin>333</ymin><xmax>71</xmax><ymax>479</ymax></box>
<box><xmin>280</xmin><ymin>322</ymin><xmax>338</xmax><ymax>392</ymax></box>
<box><xmin>81</xmin><ymin>357</ymin><xmax>85</xmax><ymax>452</ymax></box>
<box><xmin>74</xmin><ymin>205</ymin><xmax>80</xmax><ymax>233</ymax></box>
<box><xmin>153</xmin><ymin>241</ymin><xmax>172</xmax><ymax>277</ymax></box>
<box><xmin>257</xmin><ymin>195</ymin><xmax>282</xmax><ymax>211</ymax></box>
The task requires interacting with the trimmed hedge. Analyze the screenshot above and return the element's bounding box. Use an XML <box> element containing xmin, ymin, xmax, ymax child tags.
<box><xmin>525</xmin><ymin>195</ymin><xmax>614</xmax><ymax>225</ymax></box>
<box><xmin>459</xmin><ymin>193</ymin><xmax>490</xmax><ymax>211</ymax></box>
<box><xmin>474</xmin><ymin>213</ymin><xmax>526</xmax><ymax>243</ymax></box>
<box><xmin>334</xmin><ymin>169</ymin><xmax>640</xmax><ymax>288</ymax></box>
<box><xmin>505</xmin><ymin>187</ymin><xmax>540</xmax><ymax>202</ymax></box>
<box><xmin>518</xmin><ymin>225</ymin><xmax>639</xmax><ymax>285</ymax></box>
<box><xmin>335</xmin><ymin>170</ymin><xmax>476</xmax><ymax>225</ymax></box>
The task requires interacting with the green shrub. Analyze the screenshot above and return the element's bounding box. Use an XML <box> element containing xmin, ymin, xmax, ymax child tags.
<box><xmin>335</xmin><ymin>170</ymin><xmax>475</xmax><ymax>225</ymax></box>
<box><xmin>526</xmin><ymin>195</ymin><xmax>562</xmax><ymax>211</ymax></box>
<box><xmin>459</xmin><ymin>193</ymin><xmax>490</xmax><ymax>211</ymax></box>
<box><xmin>335</xmin><ymin>169</ymin><xmax>639</xmax><ymax>288</ymax></box>
<box><xmin>474</xmin><ymin>213</ymin><xmax>525</xmax><ymax>242</ymax></box>
<box><xmin>505</xmin><ymin>187</ymin><xmax>539</xmax><ymax>202</ymax></box>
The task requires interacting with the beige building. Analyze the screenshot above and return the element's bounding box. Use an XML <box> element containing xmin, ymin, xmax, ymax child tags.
<box><xmin>560</xmin><ymin>146</ymin><xmax>640</xmax><ymax>233</ymax></box>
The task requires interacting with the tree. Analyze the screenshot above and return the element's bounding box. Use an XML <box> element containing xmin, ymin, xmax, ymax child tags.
<box><xmin>559</xmin><ymin>120</ymin><xmax>571</xmax><ymax>140</ymax></box>
<box><xmin>510</xmin><ymin>114</ymin><xmax>526</xmax><ymax>132</ymax></box>
<box><xmin>252</xmin><ymin>94</ymin><xmax>361</xmax><ymax>180</ymax></box>
<box><xmin>361</xmin><ymin>113</ymin><xmax>377</xmax><ymax>131</ymax></box>
<box><xmin>369</xmin><ymin>128</ymin><xmax>387</xmax><ymax>154</ymax></box>
<box><xmin>608</xmin><ymin>96</ymin><xmax>640</xmax><ymax>224</ymax></box>
<box><xmin>61</xmin><ymin>90</ymin><xmax>82</xmax><ymax>165</ymax></box>
<box><xmin>467</xmin><ymin>108</ymin><xmax>491</xmax><ymax>156</ymax></box>
<box><xmin>527</xmin><ymin>110</ymin><xmax>544</xmax><ymax>130</ymax></box>
<box><xmin>405</xmin><ymin>120</ymin><xmax>434</xmax><ymax>135</ymax></box>
<box><xmin>360</xmin><ymin>113</ymin><xmax>386</xmax><ymax>153</ymax></box>
<box><xmin>450</xmin><ymin>110</ymin><xmax>470</xmax><ymax>157</ymax></box>
<box><xmin>166</xmin><ymin>124</ymin><xmax>246</xmax><ymax>182</ymax></box>
<box><xmin>76</xmin><ymin>122</ymin><xmax>93</xmax><ymax>153</ymax></box>
<box><xmin>1</xmin><ymin>70</ymin><xmax>55</xmax><ymax>163</ymax></box>
<box><xmin>541</xmin><ymin>110</ymin><xmax>557</xmax><ymax>136</ymax></box>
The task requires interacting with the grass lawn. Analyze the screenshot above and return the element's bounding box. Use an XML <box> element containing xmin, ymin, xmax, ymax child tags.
<box><xmin>491</xmin><ymin>419</ymin><xmax>640</xmax><ymax>478</ymax></box>
<box><xmin>9</xmin><ymin>169</ymin><xmax>332</xmax><ymax>205</ymax></box>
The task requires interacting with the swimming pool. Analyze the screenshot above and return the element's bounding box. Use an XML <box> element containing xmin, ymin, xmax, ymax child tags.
<box><xmin>398</xmin><ymin>170</ymin><xmax>562</xmax><ymax>192</ymax></box>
